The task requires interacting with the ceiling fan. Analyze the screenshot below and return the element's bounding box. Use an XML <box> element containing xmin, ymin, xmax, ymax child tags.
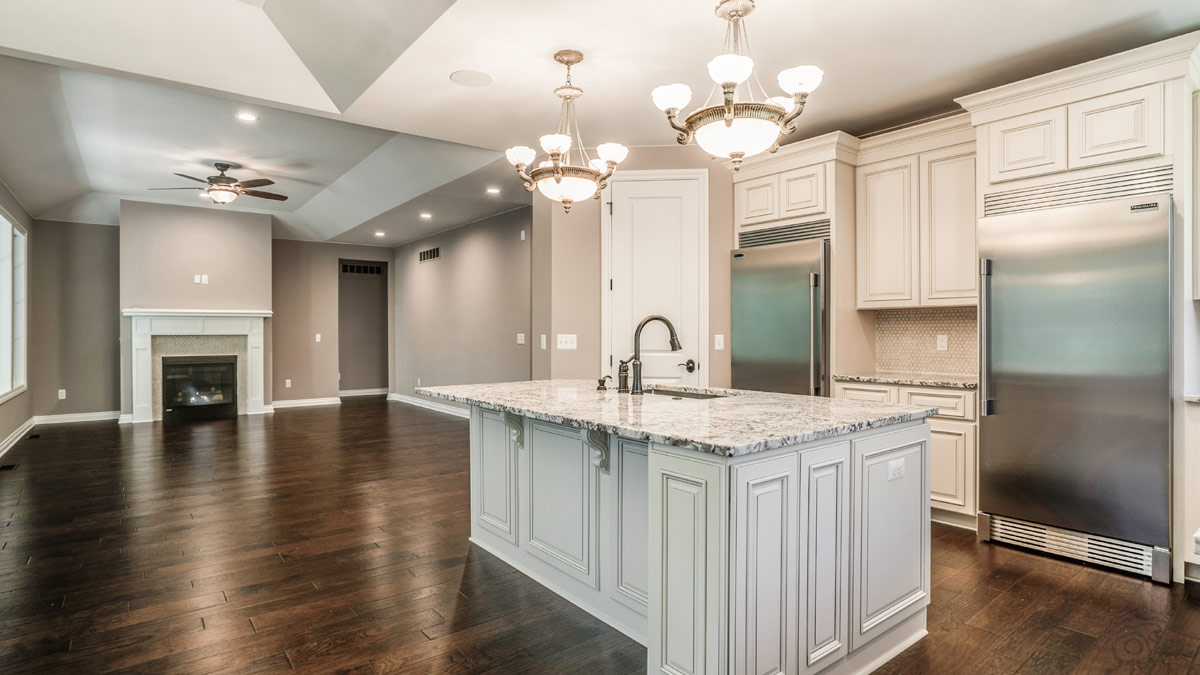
<box><xmin>149</xmin><ymin>162</ymin><xmax>287</xmax><ymax>205</ymax></box>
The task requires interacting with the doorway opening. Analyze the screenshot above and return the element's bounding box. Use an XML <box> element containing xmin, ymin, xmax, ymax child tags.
<box><xmin>338</xmin><ymin>260</ymin><xmax>389</xmax><ymax>396</ymax></box>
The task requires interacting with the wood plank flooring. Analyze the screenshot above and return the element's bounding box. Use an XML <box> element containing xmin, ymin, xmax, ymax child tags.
<box><xmin>0</xmin><ymin>396</ymin><xmax>1197</xmax><ymax>673</ymax></box>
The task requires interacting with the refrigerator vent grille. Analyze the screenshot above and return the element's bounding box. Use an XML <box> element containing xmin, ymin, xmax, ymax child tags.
<box><xmin>990</xmin><ymin>515</ymin><xmax>1153</xmax><ymax>577</ymax></box>
<box><xmin>983</xmin><ymin>165</ymin><xmax>1173</xmax><ymax>216</ymax></box>
<box><xmin>738</xmin><ymin>220</ymin><xmax>830</xmax><ymax>248</ymax></box>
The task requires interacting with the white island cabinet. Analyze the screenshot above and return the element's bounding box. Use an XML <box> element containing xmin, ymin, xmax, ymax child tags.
<box><xmin>419</xmin><ymin>380</ymin><xmax>936</xmax><ymax>675</ymax></box>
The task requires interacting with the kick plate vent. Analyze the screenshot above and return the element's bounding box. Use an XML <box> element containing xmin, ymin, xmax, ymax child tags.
<box><xmin>418</xmin><ymin>247</ymin><xmax>440</xmax><ymax>263</ymax></box>
<box><xmin>0</xmin><ymin>464</ymin><xmax>15</xmax><ymax>471</ymax></box>
<box><xmin>739</xmin><ymin>219</ymin><xmax>830</xmax><ymax>248</ymax></box>
<box><xmin>983</xmin><ymin>165</ymin><xmax>1172</xmax><ymax>216</ymax></box>
<box><xmin>341</xmin><ymin>263</ymin><xmax>384</xmax><ymax>275</ymax></box>
<box><xmin>990</xmin><ymin>515</ymin><xmax>1154</xmax><ymax>577</ymax></box>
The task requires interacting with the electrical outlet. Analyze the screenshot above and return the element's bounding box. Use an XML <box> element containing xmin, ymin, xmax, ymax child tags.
<box><xmin>57</xmin><ymin>389</ymin><xmax>66</xmax><ymax>400</ymax></box>
<box><xmin>416</xmin><ymin>378</ymin><xmax>421</xmax><ymax>387</ymax></box>
<box><xmin>557</xmin><ymin>334</ymin><xmax>577</xmax><ymax>350</ymax></box>
<box><xmin>714</xmin><ymin>334</ymin><xmax>725</xmax><ymax>350</ymax></box>
<box><xmin>285</xmin><ymin>379</ymin><xmax>291</xmax><ymax>388</ymax></box>
<box><xmin>315</xmin><ymin>333</ymin><xmax>321</xmax><ymax>342</ymax></box>
<box><xmin>201</xmin><ymin>274</ymin><xmax>208</xmax><ymax>285</ymax></box>
<box><xmin>936</xmin><ymin>335</ymin><xmax>948</xmax><ymax>351</ymax></box>
<box><xmin>516</xmin><ymin>333</ymin><xmax>525</xmax><ymax>345</ymax></box>
<box><xmin>540</xmin><ymin>334</ymin><xmax>547</xmax><ymax>350</ymax></box>
<box><xmin>887</xmin><ymin>458</ymin><xmax>905</xmax><ymax>481</ymax></box>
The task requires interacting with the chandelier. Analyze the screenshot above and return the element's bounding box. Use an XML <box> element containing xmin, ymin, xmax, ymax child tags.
<box><xmin>651</xmin><ymin>0</ymin><xmax>823</xmax><ymax>170</ymax></box>
<box><xmin>505</xmin><ymin>50</ymin><xmax>628</xmax><ymax>213</ymax></box>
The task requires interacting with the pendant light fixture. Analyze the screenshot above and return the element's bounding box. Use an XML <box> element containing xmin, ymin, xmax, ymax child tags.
<box><xmin>652</xmin><ymin>0</ymin><xmax>823</xmax><ymax>170</ymax></box>
<box><xmin>505</xmin><ymin>50</ymin><xmax>629</xmax><ymax>213</ymax></box>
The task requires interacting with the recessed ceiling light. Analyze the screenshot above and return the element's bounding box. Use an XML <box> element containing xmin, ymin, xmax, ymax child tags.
<box><xmin>420</xmin><ymin>213</ymin><xmax>432</xmax><ymax>219</ymax></box>
<box><xmin>486</xmin><ymin>187</ymin><xmax>501</xmax><ymax>194</ymax></box>
<box><xmin>375</xmin><ymin>231</ymin><xmax>385</xmax><ymax>237</ymax></box>
<box><xmin>449</xmin><ymin>70</ymin><xmax>493</xmax><ymax>88</ymax></box>
<box><xmin>236</xmin><ymin>112</ymin><xmax>259</xmax><ymax>122</ymax></box>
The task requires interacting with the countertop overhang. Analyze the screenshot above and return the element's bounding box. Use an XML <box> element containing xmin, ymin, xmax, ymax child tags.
<box><xmin>417</xmin><ymin>379</ymin><xmax>937</xmax><ymax>457</ymax></box>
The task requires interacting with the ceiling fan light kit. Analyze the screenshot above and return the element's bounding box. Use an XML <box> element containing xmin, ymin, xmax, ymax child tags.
<box><xmin>652</xmin><ymin>0</ymin><xmax>823</xmax><ymax>170</ymax></box>
<box><xmin>505</xmin><ymin>49</ymin><xmax>628</xmax><ymax>213</ymax></box>
<box><xmin>149</xmin><ymin>161</ymin><xmax>288</xmax><ymax>205</ymax></box>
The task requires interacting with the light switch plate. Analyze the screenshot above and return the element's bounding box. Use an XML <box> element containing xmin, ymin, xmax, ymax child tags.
<box><xmin>285</xmin><ymin>379</ymin><xmax>291</xmax><ymax>388</ymax></box>
<box><xmin>315</xmin><ymin>333</ymin><xmax>321</xmax><ymax>342</ymax></box>
<box><xmin>57</xmin><ymin>389</ymin><xmax>66</xmax><ymax>400</ymax></box>
<box><xmin>887</xmin><ymin>458</ymin><xmax>905</xmax><ymax>481</ymax></box>
<box><xmin>201</xmin><ymin>274</ymin><xmax>208</xmax><ymax>285</ymax></box>
<box><xmin>936</xmin><ymin>335</ymin><xmax>948</xmax><ymax>351</ymax></box>
<box><xmin>714</xmin><ymin>334</ymin><xmax>725</xmax><ymax>350</ymax></box>
<box><xmin>193</xmin><ymin>274</ymin><xmax>201</xmax><ymax>284</ymax></box>
<box><xmin>557</xmin><ymin>334</ymin><xmax>577</xmax><ymax>350</ymax></box>
<box><xmin>539</xmin><ymin>334</ymin><xmax>547</xmax><ymax>350</ymax></box>
<box><xmin>516</xmin><ymin>333</ymin><xmax>525</xmax><ymax>345</ymax></box>
<box><xmin>521</xmin><ymin>229</ymin><xmax>526</xmax><ymax>241</ymax></box>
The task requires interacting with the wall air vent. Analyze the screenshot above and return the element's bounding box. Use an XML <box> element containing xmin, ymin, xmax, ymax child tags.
<box><xmin>983</xmin><ymin>165</ymin><xmax>1173</xmax><ymax>216</ymax></box>
<box><xmin>341</xmin><ymin>263</ymin><xmax>384</xmax><ymax>275</ymax></box>
<box><xmin>989</xmin><ymin>514</ymin><xmax>1155</xmax><ymax>577</ymax></box>
<box><xmin>419</xmin><ymin>247</ymin><xmax>440</xmax><ymax>263</ymax></box>
<box><xmin>738</xmin><ymin>219</ymin><xmax>830</xmax><ymax>248</ymax></box>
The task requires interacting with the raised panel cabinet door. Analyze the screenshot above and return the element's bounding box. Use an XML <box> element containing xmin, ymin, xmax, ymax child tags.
<box><xmin>523</xmin><ymin>421</ymin><xmax>599</xmax><ymax>588</ymax></box>
<box><xmin>850</xmin><ymin>426</ymin><xmax>930</xmax><ymax>651</ymax></box>
<box><xmin>798</xmin><ymin>442</ymin><xmax>851</xmax><ymax>674</ymax></box>
<box><xmin>832</xmin><ymin>382</ymin><xmax>898</xmax><ymax>403</ymax></box>
<box><xmin>731</xmin><ymin>453</ymin><xmax>799</xmax><ymax>675</ymax></box>
<box><xmin>736</xmin><ymin>175</ymin><xmax>780</xmax><ymax>226</ymax></box>
<box><xmin>1067</xmin><ymin>83</ymin><xmax>1164</xmax><ymax>169</ymax></box>
<box><xmin>927</xmin><ymin>419</ymin><xmax>976</xmax><ymax>514</ymax></box>
<box><xmin>608</xmin><ymin>439</ymin><xmax>650</xmax><ymax>615</ymax></box>
<box><xmin>856</xmin><ymin>156</ymin><xmax>919</xmax><ymax>308</ymax></box>
<box><xmin>475</xmin><ymin>409</ymin><xmax>519</xmax><ymax>544</ymax></box>
<box><xmin>987</xmin><ymin>107</ymin><xmax>1067</xmax><ymax>183</ymax></box>
<box><xmin>920</xmin><ymin>144</ymin><xmax>978</xmax><ymax>306</ymax></box>
<box><xmin>780</xmin><ymin>164</ymin><xmax>827</xmax><ymax>218</ymax></box>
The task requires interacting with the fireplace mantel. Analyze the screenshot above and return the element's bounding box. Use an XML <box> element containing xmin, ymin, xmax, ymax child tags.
<box><xmin>122</xmin><ymin>309</ymin><xmax>272</xmax><ymax>423</ymax></box>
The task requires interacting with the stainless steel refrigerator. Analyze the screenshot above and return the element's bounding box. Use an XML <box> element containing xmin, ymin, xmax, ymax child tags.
<box><xmin>977</xmin><ymin>193</ymin><xmax>1172</xmax><ymax>582</ymax></box>
<box><xmin>731</xmin><ymin>239</ymin><xmax>829</xmax><ymax>396</ymax></box>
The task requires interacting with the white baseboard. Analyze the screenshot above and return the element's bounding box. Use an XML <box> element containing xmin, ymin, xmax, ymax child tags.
<box><xmin>118</xmin><ymin>414</ymin><xmax>132</xmax><ymax>424</ymax></box>
<box><xmin>388</xmin><ymin>393</ymin><xmax>469</xmax><ymax>419</ymax></box>
<box><xmin>33</xmin><ymin>410</ymin><xmax>121</xmax><ymax>426</ymax></box>
<box><xmin>0</xmin><ymin>417</ymin><xmax>34</xmax><ymax>459</ymax></box>
<box><xmin>271</xmin><ymin>397</ymin><xmax>342</xmax><ymax>409</ymax></box>
<box><xmin>931</xmin><ymin>508</ymin><xmax>978</xmax><ymax>531</ymax></box>
<box><xmin>339</xmin><ymin>388</ymin><xmax>388</xmax><ymax>397</ymax></box>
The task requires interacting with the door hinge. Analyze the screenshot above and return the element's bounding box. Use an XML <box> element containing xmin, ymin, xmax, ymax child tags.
<box><xmin>610</xmin><ymin>354</ymin><xmax>613</xmax><ymax>366</ymax></box>
<box><xmin>609</xmin><ymin>278</ymin><xmax>613</xmax><ymax>291</ymax></box>
<box><xmin>607</xmin><ymin>201</ymin><xmax>613</xmax><ymax>215</ymax></box>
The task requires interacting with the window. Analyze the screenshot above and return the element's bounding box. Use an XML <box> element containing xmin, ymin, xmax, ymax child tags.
<box><xmin>0</xmin><ymin>214</ymin><xmax>25</xmax><ymax>397</ymax></box>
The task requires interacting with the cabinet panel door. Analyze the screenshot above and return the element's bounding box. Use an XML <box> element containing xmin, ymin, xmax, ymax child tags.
<box><xmin>987</xmin><ymin>107</ymin><xmax>1067</xmax><ymax>183</ymax></box>
<box><xmin>850</xmin><ymin>426</ymin><xmax>930</xmax><ymax>651</ymax></box>
<box><xmin>1068</xmin><ymin>83</ymin><xmax>1164</xmax><ymax>169</ymax></box>
<box><xmin>798</xmin><ymin>442</ymin><xmax>851</xmax><ymax>674</ymax></box>
<box><xmin>780</xmin><ymin>164</ymin><xmax>827</xmax><ymax>218</ymax></box>
<box><xmin>732</xmin><ymin>454</ymin><xmax>798</xmax><ymax>675</ymax></box>
<box><xmin>927</xmin><ymin>420</ymin><xmax>975</xmax><ymax>513</ymax></box>
<box><xmin>920</xmin><ymin>144</ymin><xmax>978</xmax><ymax>306</ymax></box>
<box><xmin>609</xmin><ymin>439</ymin><xmax>650</xmax><ymax>614</ymax></box>
<box><xmin>736</xmin><ymin>175</ymin><xmax>780</xmax><ymax>226</ymax></box>
<box><xmin>524</xmin><ymin>421</ymin><xmax>598</xmax><ymax>588</ymax></box>
<box><xmin>832</xmin><ymin>382</ymin><xmax>898</xmax><ymax>403</ymax></box>
<box><xmin>476</xmin><ymin>409</ymin><xmax>519</xmax><ymax>544</ymax></box>
<box><xmin>856</xmin><ymin>156</ymin><xmax>919</xmax><ymax>307</ymax></box>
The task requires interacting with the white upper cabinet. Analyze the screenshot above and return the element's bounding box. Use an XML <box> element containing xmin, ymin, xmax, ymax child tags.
<box><xmin>856</xmin><ymin>156</ymin><xmax>919</xmax><ymax>308</ymax></box>
<box><xmin>1067</xmin><ymin>83</ymin><xmax>1163</xmax><ymax>169</ymax></box>
<box><xmin>987</xmin><ymin>107</ymin><xmax>1067</xmax><ymax>183</ymax></box>
<box><xmin>735</xmin><ymin>162</ymin><xmax>829</xmax><ymax>229</ymax></box>
<box><xmin>919</xmin><ymin>144</ymin><xmax>978</xmax><ymax>305</ymax></box>
<box><xmin>780</xmin><ymin>164</ymin><xmax>827</xmax><ymax>219</ymax></box>
<box><xmin>735</xmin><ymin>174</ymin><xmax>780</xmax><ymax>226</ymax></box>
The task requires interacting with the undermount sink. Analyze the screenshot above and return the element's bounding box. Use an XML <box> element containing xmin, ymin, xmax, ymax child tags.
<box><xmin>647</xmin><ymin>387</ymin><xmax>726</xmax><ymax>400</ymax></box>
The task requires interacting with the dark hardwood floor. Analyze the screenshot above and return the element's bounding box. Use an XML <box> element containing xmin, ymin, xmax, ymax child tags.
<box><xmin>0</xmin><ymin>396</ymin><xmax>1197</xmax><ymax>674</ymax></box>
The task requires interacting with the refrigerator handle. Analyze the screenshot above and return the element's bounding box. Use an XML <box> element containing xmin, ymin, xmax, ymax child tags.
<box><xmin>979</xmin><ymin>258</ymin><xmax>994</xmax><ymax>416</ymax></box>
<box><xmin>809</xmin><ymin>272</ymin><xmax>819</xmax><ymax>396</ymax></box>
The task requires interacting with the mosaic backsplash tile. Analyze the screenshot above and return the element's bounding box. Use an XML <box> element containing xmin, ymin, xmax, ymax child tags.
<box><xmin>875</xmin><ymin>307</ymin><xmax>977</xmax><ymax>376</ymax></box>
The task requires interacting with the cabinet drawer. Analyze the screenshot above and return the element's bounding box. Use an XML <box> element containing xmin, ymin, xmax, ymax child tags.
<box><xmin>1067</xmin><ymin>83</ymin><xmax>1163</xmax><ymax>169</ymax></box>
<box><xmin>899</xmin><ymin>387</ymin><xmax>975</xmax><ymax>421</ymax></box>
<box><xmin>987</xmin><ymin>107</ymin><xmax>1067</xmax><ymax>183</ymax></box>
<box><xmin>833</xmin><ymin>382</ymin><xmax>898</xmax><ymax>403</ymax></box>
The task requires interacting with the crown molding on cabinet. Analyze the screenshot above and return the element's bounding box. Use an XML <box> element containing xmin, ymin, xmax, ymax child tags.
<box><xmin>1188</xmin><ymin>43</ymin><xmax>1200</xmax><ymax>92</ymax></box>
<box><xmin>729</xmin><ymin>131</ymin><xmax>862</xmax><ymax>183</ymax></box>
<box><xmin>855</xmin><ymin>113</ymin><xmax>974</xmax><ymax>166</ymax></box>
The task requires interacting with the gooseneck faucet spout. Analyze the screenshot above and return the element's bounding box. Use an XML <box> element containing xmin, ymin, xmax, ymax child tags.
<box><xmin>631</xmin><ymin>315</ymin><xmax>682</xmax><ymax>395</ymax></box>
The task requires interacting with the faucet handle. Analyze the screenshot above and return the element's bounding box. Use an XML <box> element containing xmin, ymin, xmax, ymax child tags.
<box><xmin>597</xmin><ymin>375</ymin><xmax>612</xmax><ymax>390</ymax></box>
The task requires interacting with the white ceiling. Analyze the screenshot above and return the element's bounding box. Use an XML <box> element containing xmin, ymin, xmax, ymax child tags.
<box><xmin>0</xmin><ymin>0</ymin><xmax>1197</xmax><ymax>242</ymax></box>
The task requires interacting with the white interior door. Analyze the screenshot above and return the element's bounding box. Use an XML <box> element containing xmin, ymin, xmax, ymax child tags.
<box><xmin>607</xmin><ymin>176</ymin><xmax>705</xmax><ymax>388</ymax></box>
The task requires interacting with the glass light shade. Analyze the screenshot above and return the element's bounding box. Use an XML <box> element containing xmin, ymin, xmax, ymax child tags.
<box><xmin>766</xmin><ymin>96</ymin><xmax>796</xmax><ymax>113</ymax></box>
<box><xmin>505</xmin><ymin>145</ymin><xmax>536</xmax><ymax>166</ymax></box>
<box><xmin>207</xmin><ymin>187</ymin><xmax>238</xmax><ymax>204</ymax></box>
<box><xmin>694</xmin><ymin>117</ymin><xmax>780</xmax><ymax>161</ymax></box>
<box><xmin>596</xmin><ymin>142</ymin><xmax>628</xmax><ymax>164</ymax></box>
<box><xmin>707</xmin><ymin>54</ymin><xmax>754</xmax><ymax>85</ymax></box>
<box><xmin>589</xmin><ymin>158</ymin><xmax>609</xmax><ymax>173</ymax></box>
<box><xmin>537</xmin><ymin>176</ymin><xmax>598</xmax><ymax>203</ymax></box>
<box><xmin>539</xmin><ymin>133</ymin><xmax>572</xmax><ymax>155</ymax></box>
<box><xmin>777</xmin><ymin>65</ymin><xmax>824</xmax><ymax>95</ymax></box>
<box><xmin>651</xmin><ymin>83</ymin><xmax>693</xmax><ymax>112</ymax></box>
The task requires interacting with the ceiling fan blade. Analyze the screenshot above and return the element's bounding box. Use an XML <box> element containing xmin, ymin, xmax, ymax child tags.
<box><xmin>148</xmin><ymin>187</ymin><xmax>205</xmax><ymax>190</ymax></box>
<box><xmin>237</xmin><ymin>178</ymin><xmax>274</xmax><ymax>189</ymax></box>
<box><xmin>173</xmin><ymin>173</ymin><xmax>211</xmax><ymax>184</ymax></box>
<box><xmin>240</xmin><ymin>189</ymin><xmax>288</xmax><ymax>201</ymax></box>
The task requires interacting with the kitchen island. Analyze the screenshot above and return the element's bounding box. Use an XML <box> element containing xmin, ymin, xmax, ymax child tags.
<box><xmin>418</xmin><ymin>379</ymin><xmax>937</xmax><ymax>675</ymax></box>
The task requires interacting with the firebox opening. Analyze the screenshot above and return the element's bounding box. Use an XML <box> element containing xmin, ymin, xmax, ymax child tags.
<box><xmin>162</xmin><ymin>355</ymin><xmax>237</xmax><ymax>422</ymax></box>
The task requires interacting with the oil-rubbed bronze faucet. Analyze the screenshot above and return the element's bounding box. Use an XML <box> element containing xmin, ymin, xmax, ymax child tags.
<box><xmin>630</xmin><ymin>315</ymin><xmax>682</xmax><ymax>395</ymax></box>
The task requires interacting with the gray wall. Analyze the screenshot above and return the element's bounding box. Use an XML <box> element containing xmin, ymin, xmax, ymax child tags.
<box><xmin>272</xmin><ymin>239</ymin><xmax>393</xmax><ymax>402</ymax></box>
<box><xmin>394</xmin><ymin>207</ymin><xmax>531</xmax><ymax>400</ymax></box>
<box><xmin>338</xmin><ymin>259</ymin><xmax>388</xmax><ymax>391</ymax></box>
<box><xmin>0</xmin><ymin>178</ymin><xmax>29</xmax><ymax>438</ymax></box>
<box><xmin>29</xmin><ymin>220</ymin><xmax>120</xmax><ymax>416</ymax></box>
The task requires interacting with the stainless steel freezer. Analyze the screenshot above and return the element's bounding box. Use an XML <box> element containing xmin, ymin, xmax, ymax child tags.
<box><xmin>731</xmin><ymin>239</ymin><xmax>828</xmax><ymax>396</ymax></box>
<box><xmin>977</xmin><ymin>193</ymin><xmax>1171</xmax><ymax>581</ymax></box>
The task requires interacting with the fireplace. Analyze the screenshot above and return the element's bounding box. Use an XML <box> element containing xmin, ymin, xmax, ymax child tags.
<box><xmin>162</xmin><ymin>355</ymin><xmax>237</xmax><ymax>422</ymax></box>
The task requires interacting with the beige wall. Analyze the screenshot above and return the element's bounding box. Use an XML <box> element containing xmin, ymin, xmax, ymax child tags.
<box><xmin>272</xmin><ymin>240</ymin><xmax>393</xmax><ymax>402</ymax></box>
<box><xmin>394</xmin><ymin>207</ymin><xmax>531</xmax><ymax>400</ymax></box>
<box><xmin>0</xmin><ymin>178</ymin><xmax>29</xmax><ymax>439</ymax></box>
<box><xmin>119</xmin><ymin>200</ymin><xmax>272</xmax><ymax>310</ymax></box>
<box><xmin>337</xmin><ymin>259</ymin><xmax>389</xmax><ymax>390</ymax></box>
<box><xmin>532</xmin><ymin>144</ymin><xmax>735</xmax><ymax>387</ymax></box>
<box><xmin>30</xmin><ymin>220</ymin><xmax>120</xmax><ymax>416</ymax></box>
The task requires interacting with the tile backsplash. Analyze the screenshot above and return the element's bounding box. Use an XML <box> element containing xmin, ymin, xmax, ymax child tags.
<box><xmin>875</xmin><ymin>308</ymin><xmax>977</xmax><ymax>375</ymax></box>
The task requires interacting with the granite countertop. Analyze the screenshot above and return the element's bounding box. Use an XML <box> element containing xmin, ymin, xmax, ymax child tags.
<box><xmin>834</xmin><ymin>371</ymin><xmax>978</xmax><ymax>390</ymax></box>
<box><xmin>416</xmin><ymin>379</ymin><xmax>937</xmax><ymax>457</ymax></box>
